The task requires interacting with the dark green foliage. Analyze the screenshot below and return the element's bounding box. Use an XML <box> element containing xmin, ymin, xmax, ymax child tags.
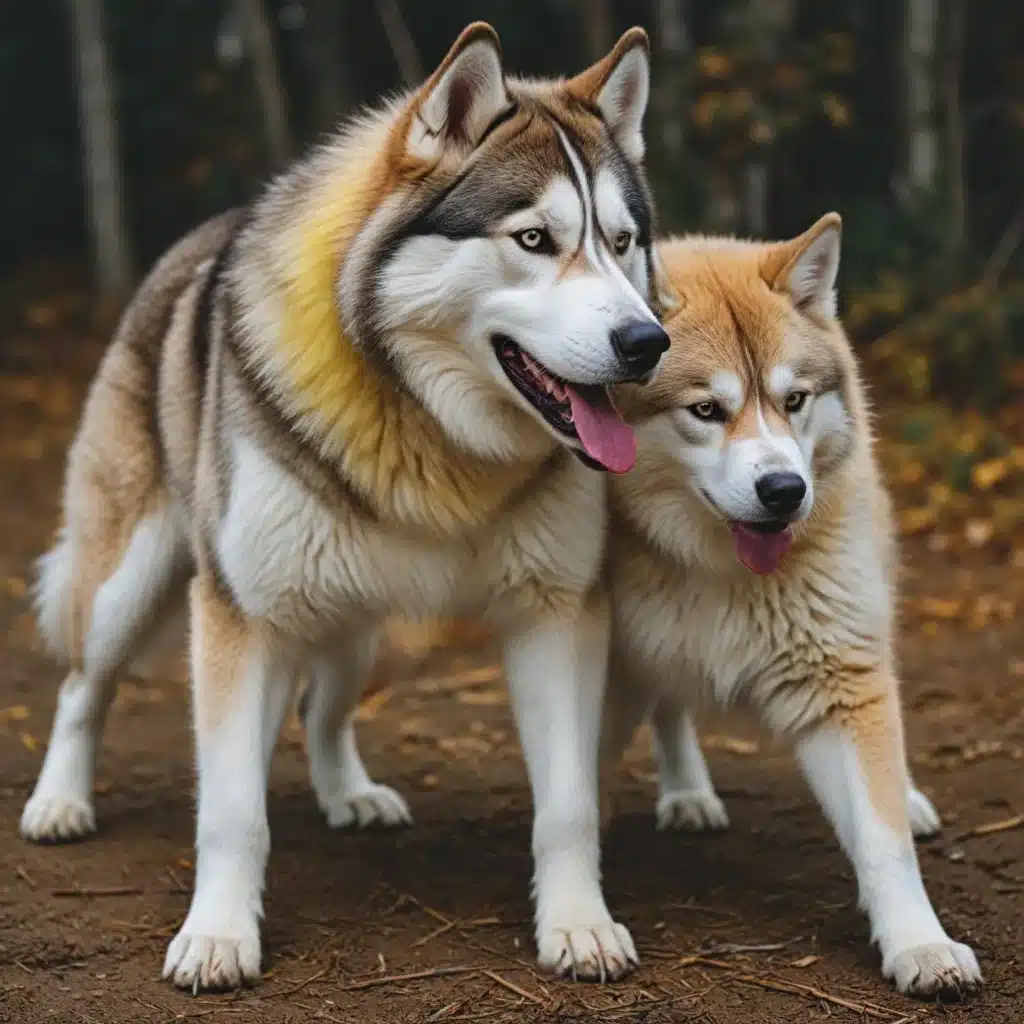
<box><xmin>1</xmin><ymin>0</ymin><xmax>1021</xmax><ymax>404</ymax></box>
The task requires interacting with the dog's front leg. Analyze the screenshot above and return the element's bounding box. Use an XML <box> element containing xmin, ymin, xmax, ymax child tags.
<box><xmin>794</xmin><ymin>684</ymin><xmax>981</xmax><ymax>998</ymax></box>
<box><xmin>163</xmin><ymin>574</ymin><xmax>295</xmax><ymax>991</ymax></box>
<box><xmin>503</xmin><ymin>587</ymin><xmax>637</xmax><ymax>982</ymax></box>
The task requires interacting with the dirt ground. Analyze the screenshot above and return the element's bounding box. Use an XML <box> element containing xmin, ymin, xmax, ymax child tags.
<box><xmin>0</xmin><ymin>327</ymin><xmax>1021</xmax><ymax>1023</ymax></box>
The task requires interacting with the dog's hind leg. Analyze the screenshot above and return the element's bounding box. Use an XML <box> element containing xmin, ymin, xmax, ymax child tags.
<box><xmin>21</xmin><ymin>501</ymin><xmax>187</xmax><ymax>841</ymax></box>
<box><xmin>906</xmin><ymin>781</ymin><xmax>941</xmax><ymax>838</ymax></box>
<box><xmin>300</xmin><ymin>627</ymin><xmax>412</xmax><ymax>828</ymax></box>
<box><xmin>651</xmin><ymin>699</ymin><xmax>729</xmax><ymax>832</ymax></box>
<box><xmin>793</xmin><ymin>682</ymin><xmax>981</xmax><ymax>998</ymax></box>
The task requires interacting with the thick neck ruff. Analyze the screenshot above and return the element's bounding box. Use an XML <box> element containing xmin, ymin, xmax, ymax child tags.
<box><xmin>244</xmin><ymin>125</ymin><xmax>552</xmax><ymax>537</ymax></box>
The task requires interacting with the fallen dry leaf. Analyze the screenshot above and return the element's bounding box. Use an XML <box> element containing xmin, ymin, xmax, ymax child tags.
<box><xmin>354</xmin><ymin>686</ymin><xmax>396</xmax><ymax>722</ymax></box>
<box><xmin>456</xmin><ymin>689</ymin><xmax>507</xmax><ymax>707</ymax></box>
<box><xmin>964</xmin><ymin>518</ymin><xmax>995</xmax><ymax>547</ymax></box>
<box><xmin>414</xmin><ymin>665</ymin><xmax>502</xmax><ymax>695</ymax></box>
<box><xmin>790</xmin><ymin>955</ymin><xmax>822</xmax><ymax>969</ymax></box>
<box><xmin>971</xmin><ymin>457</ymin><xmax>1010</xmax><ymax>491</ymax></box>
<box><xmin>18</xmin><ymin>731</ymin><xmax>38</xmax><ymax>752</ymax></box>
<box><xmin>916</xmin><ymin>597</ymin><xmax>963</xmax><ymax>619</ymax></box>
<box><xmin>438</xmin><ymin>735</ymin><xmax>492</xmax><ymax>756</ymax></box>
<box><xmin>899</xmin><ymin>506</ymin><xmax>937</xmax><ymax>536</ymax></box>
<box><xmin>898</xmin><ymin>460</ymin><xmax>925</xmax><ymax>485</ymax></box>
<box><xmin>0</xmin><ymin>704</ymin><xmax>30</xmax><ymax>723</ymax></box>
<box><xmin>703</xmin><ymin>735</ymin><xmax>759</xmax><ymax>756</ymax></box>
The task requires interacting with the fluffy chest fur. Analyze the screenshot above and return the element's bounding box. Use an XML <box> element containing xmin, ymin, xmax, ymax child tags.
<box><xmin>216</xmin><ymin>434</ymin><xmax>607</xmax><ymax>636</ymax></box>
<box><xmin>609</xmin><ymin>478</ymin><xmax>894</xmax><ymax>736</ymax></box>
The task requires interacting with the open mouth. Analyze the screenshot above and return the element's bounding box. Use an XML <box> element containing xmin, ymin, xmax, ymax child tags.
<box><xmin>492</xmin><ymin>335</ymin><xmax>636</xmax><ymax>474</ymax></box>
<box><xmin>729</xmin><ymin>520</ymin><xmax>794</xmax><ymax>576</ymax></box>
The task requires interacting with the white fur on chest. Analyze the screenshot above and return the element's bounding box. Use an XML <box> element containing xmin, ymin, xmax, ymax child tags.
<box><xmin>216</xmin><ymin>436</ymin><xmax>606</xmax><ymax>634</ymax></box>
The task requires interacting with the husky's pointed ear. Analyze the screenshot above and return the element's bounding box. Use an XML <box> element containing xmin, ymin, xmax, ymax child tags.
<box><xmin>407</xmin><ymin>23</ymin><xmax>509</xmax><ymax>161</ymax></box>
<box><xmin>767</xmin><ymin>213</ymin><xmax>842</xmax><ymax>317</ymax></box>
<box><xmin>567</xmin><ymin>28</ymin><xmax>650</xmax><ymax>162</ymax></box>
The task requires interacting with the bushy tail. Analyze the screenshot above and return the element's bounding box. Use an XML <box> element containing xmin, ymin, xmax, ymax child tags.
<box><xmin>33</xmin><ymin>529</ymin><xmax>74</xmax><ymax>663</ymax></box>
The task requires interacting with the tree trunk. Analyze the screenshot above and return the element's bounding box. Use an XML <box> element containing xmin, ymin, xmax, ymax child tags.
<box><xmin>742</xmin><ymin>163</ymin><xmax>768</xmax><ymax>237</ymax></box>
<box><xmin>943</xmin><ymin>0</ymin><xmax>966</xmax><ymax>254</ymax></box>
<box><xmin>304</xmin><ymin>0</ymin><xmax>353</xmax><ymax>132</ymax></box>
<box><xmin>68</xmin><ymin>0</ymin><xmax>134</xmax><ymax>298</ymax></box>
<box><xmin>653</xmin><ymin>0</ymin><xmax>688</xmax><ymax>165</ymax></box>
<box><xmin>736</xmin><ymin>0</ymin><xmax>794</xmax><ymax>235</ymax></box>
<box><xmin>237</xmin><ymin>0</ymin><xmax>292</xmax><ymax>171</ymax></box>
<box><xmin>575</xmin><ymin>0</ymin><xmax>612</xmax><ymax>63</ymax></box>
<box><xmin>903</xmin><ymin>0</ymin><xmax>939</xmax><ymax>195</ymax></box>
<box><xmin>374</xmin><ymin>0</ymin><xmax>422</xmax><ymax>87</ymax></box>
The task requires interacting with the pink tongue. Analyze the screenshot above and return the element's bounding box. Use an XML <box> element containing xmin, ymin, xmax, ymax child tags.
<box><xmin>565</xmin><ymin>385</ymin><xmax>636</xmax><ymax>473</ymax></box>
<box><xmin>730</xmin><ymin>524</ymin><xmax>793</xmax><ymax>574</ymax></box>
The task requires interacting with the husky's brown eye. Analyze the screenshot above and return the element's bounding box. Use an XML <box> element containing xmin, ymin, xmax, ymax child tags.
<box><xmin>514</xmin><ymin>228</ymin><xmax>554</xmax><ymax>255</ymax></box>
<box><xmin>689</xmin><ymin>400</ymin><xmax>726</xmax><ymax>423</ymax></box>
<box><xmin>785</xmin><ymin>390</ymin><xmax>809</xmax><ymax>413</ymax></box>
<box><xmin>613</xmin><ymin>231</ymin><xmax>633</xmax><ymax>255</ymax></box>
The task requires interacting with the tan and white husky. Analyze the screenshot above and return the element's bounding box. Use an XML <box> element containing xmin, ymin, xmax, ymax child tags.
<box><xmin>21</xmin><ymin>24</ymin><xmax>673</xmax><ymax>990</ymax></box>
<box><xmin>605</xmin><ymin>217</ymin><xmax>982</xmax><ymax>997</ymax></box>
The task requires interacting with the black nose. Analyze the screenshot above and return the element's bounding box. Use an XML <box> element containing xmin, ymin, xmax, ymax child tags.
<box><xmin>755</xmin><ymin>472</ymin><xmax>807</xmax><ymax>516</ymax></box>
<box><xmin>611</xmin><ymin>320</ymin><xmax>670</xmax><ymax>380</ymax></box>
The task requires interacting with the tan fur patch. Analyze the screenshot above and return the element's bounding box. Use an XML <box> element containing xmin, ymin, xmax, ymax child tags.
<box><xmin>189</xmin><ymin>573</ymin><xmax>253</xmax><ymax>733</ymax></box>
<box><xmin>839</xmin><ymin>684</ymin><xmax>912</xmax><ymax>839</ymax></box>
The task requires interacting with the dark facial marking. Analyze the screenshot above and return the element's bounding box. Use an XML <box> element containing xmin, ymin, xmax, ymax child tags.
<box><xmin>601</xmin><ymin>136</ymin><xmax>653</xmax><ymax>248</ymax></box>
<box><xmin>405</xmin><ymin>111</ymin><xmax>539</xmax><ymax>240</ymax></box>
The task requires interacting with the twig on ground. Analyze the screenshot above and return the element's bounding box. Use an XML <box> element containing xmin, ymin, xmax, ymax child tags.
<box><xmin>52</xmin><ymin>885</ymin><xmax>143</xmax><ymax>897</ymax></box>
<box><xmin>340</xmin><ymin>965</ymin><xmax>483</xmax><ymax>991</ymax></box>
<box><xmin>731</xmin><ymin>973</ymin><xmax>897</xmax><ymax>1017</ymax></box>
<box><xmin>164</xmin><ymin>866</ymin><xmax>189</xmax><ymax>893</ymax></box>
<box><xmin>699</xmin><ymin>938</ymin><xmax>801</xmax><ymax>955</ymax></box>
<box><xmin>678</xmin><ymin>960</ymin><xmax>911</xmax><ymax>1020</ymax></box>
<box><xmin>258</xmin><ymin>967</ymin><xmax>327</xmax><ymax>1000</ymax></box>
<box><xmin>160</xmin><ymin>1010</ymin><xmax>246</xmax><ymax>1022</ymax></box>
<box><xmin>675</xmin><ymin>957</ymin><xmax>733</xmax><ymax>970</ymax></box>
<box><xmin>413</xmin><ymin>920</ymin><xmax>456</xmax><ymax>947</ymax></box>
<box><xmin>479</xmin><ymin>969</ymin><xmax>547</xmax><ymax>1007</ymax></box>
<box><xmin>15</xmin><ymin>864</ymin><xmax>36</xmax><ymax>889</ymax></box>
<box><xmin>960</xmin><ymin>813</ymin><xmax>1024</xmax><ymax>839</ymax></box>
<box><xmin>109</xmin><ymin>917</ymin><xmax>178</xmax><ymax>938</ymax></box>
<box><xmin>664</xmin><ymin>900</ymin><xmax>741</xmax><ymax>919</ymax></box>
<box><xmin>425</xmin><ymin>999</ymin><xmax>469</xmax><ymax>1021</ymax></box>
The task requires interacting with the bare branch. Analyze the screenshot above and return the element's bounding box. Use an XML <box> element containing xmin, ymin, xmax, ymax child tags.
<box><xmin>374</xmin><ymin>0</ymin><xmax>423</xmax><ymax>86</ymax></box>
<box><xmin>237</xmin><ymin>0</ymin><xmax>292</xmax><ymax>170</ymax></box>
<box><xmin>68</xmin><ymin>0</ymin><xmax>134</xmax><ymax>297</ymax></box>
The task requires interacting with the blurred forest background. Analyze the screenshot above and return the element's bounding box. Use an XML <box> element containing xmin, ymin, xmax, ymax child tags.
<box><xmin>2</xmin><ymin>0</ymin><xmax>1023</xmax><ymax>556</ymax></box>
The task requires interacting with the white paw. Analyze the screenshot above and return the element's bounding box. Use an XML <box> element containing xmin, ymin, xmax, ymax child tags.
<box><xmin>20</xmin><ymin>791</ymin><xmax>96</xmax><ymax>842</ymax></box>
<box><xmin>907</xmin><ymin>787</ymin><xmax>942</xmax><ymax>839</ymax></box>
<box><xmin>656</xmin><ymin>789</ymin><xmax>730</xmax><ymax>832</ymax></box>
<box><xmin>536</xmin><ymin>921</ymin><xmax>638</xmax><ymax>982</ymax></box>
<box><xmin>163</xmin><ymin>923</ymin><xmax>261</xmax><ymax>992</ymax></box>
<box><xmin>883</xmin><ymin>940</ymin><xmax>982</xmax><ymax>998</ymax></box>
<box><xmin>324</xmin><ymin>784</ymin><xmax>413</xmax><ymax>829</ymax></box>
